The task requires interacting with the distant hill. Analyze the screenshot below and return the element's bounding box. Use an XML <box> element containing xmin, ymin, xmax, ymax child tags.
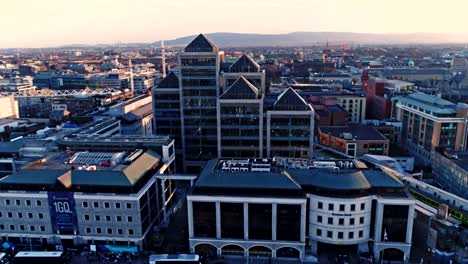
<box><xmin>163</xmin><ymin>32</ymin><xmax>468</xmax><ymax>47</ymax></box>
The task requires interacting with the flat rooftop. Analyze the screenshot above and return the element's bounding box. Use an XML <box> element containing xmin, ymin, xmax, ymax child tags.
<box><xmin>194</xmin><ymin>158</ymin><xmax>406</xmax><ymax>196</ymax></box>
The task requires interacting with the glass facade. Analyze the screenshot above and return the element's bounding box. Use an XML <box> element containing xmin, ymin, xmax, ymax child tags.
<box><xmin>193</xmin><ymin>202</ymin><xmax>216</xmax><ymax>238</ymax></box>
<box><xmin>220</xmin><ymin>202</ymin><xmax>244</xmax><ymax>239</ymax></box>
<box><xmin>277</xmin><ymin>204</ymin><xmax>301</xmax><ymax>241</ymax></box>
<box><xmin>381</xmin><ymin>204</ymin><xmax>408</xmax><ymax>243</ymax></box>
<box><xmin>248</xmin><ymin>203</ymin><xmax>272</xmax><ymax>240</ymax></box>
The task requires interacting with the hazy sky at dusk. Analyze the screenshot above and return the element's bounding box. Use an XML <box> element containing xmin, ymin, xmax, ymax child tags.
<box><xmin>3</xmin><ymin>0</ymin><xmax>468</xmax><ymax>48</ymax></box>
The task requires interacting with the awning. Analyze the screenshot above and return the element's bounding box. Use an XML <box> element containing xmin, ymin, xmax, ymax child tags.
<box><xmin>103</xmin><ymin>245</ymin><xmax>138</xmax><ymax>253</ymax></box>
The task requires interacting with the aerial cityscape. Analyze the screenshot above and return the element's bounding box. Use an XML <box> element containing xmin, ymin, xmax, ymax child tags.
<box><xmin>0</xmin><ymin>1</ymin><xmax>468</xmax><ymax>264</ymax></box>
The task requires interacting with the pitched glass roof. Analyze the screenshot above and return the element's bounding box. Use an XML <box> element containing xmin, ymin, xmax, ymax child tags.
<box><xmin>184</xmin><ymin>34</ymin><xmax>218</xmax><ymax>52</ymax></box>
<box><xmin>229</xmin><ymin>54</ymin><xmax>260</xmax><ymax>73</ymax></box>
<box><xmin>220</xmin><ymin>76</ymin><xmax>258</xmax><ymax>100</ymax></box>
<box><xmin>273</xmin><ymin>87</ymin><xmax>312</xmax><ymax>111</ymax></box>
<box><xmin>157</xmin><ymin>72</ymin><xmax>179</xmax><ymax>88</ymax></box>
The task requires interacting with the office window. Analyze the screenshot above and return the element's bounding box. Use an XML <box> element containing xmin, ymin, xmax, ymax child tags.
<box><xmin>28</xmin><ymin>213</ymin><xmax>33</xmax><ymax>219</ymax></box>
<box><xmin>328</xmin><ymin>203</ymin><xmax>334</xmax><ymax>211</ymax></box>
<box><xmin>359</xmin><ymin>230</ymin><xmax>363</xmax><ymax>238</ymax></box>
<box><xmin>128</xmin><ymin>229</ymin><xmax>134</xmax><ymax>235</ymax></box>
<box><xmin>126</xmin><ymin>203</ymin><xmax>132</xmax><ymax>209</ymax></box>
<box><xmin>10</xmin><ymin>225</ymin><xmax>14</xmax><ymax>231</ymax></box>
<box><xmin>360</xmin><ymin>216</ymin><xmax>364</xmax><ymax>224</ymax></box>
<box><xmin>318</xmin><ymin>202</ymin><xmax>323</xmax><ymax>209</ymax></box>
<box><xmin>350</xmin><ymin>218</ymin><xmax>355</xmax><ymax>225</ymax></box>
<box><xmin>117</xmin><ymin>216</ymin><xmax>122</xmax><ymax>222</ymax></box>
<box><xmin>96</xmin><ymin>228</ymin><xmax>102</xmax><ymax>234</ymax></box>
<box><xmin>106</xmin><ymin>216</ymin><xmax>111</xmax><ymax>221</ymax></box>
<box><xmin>339</xmin><ymin>204</ymin><xmax>345</xmax><ymax>211</ymax></box>
<box><xmin>93</xmin><ymin>202</ymin><xmax>99</xmax><ymax>208</ymax></box>
<box><xmin>349</xmin><ymin>232</ymin><xmax>354</xmax><ymax>239</ymax></box>
<box><xmin>316</xmin><ymin>229</ymin><xmax>322</xmax><ymax>237</ymax></box>
<box><xmin>86</xmin><ymin>228</ymin><xmax>91</xmax><ymax>233</ymax></box>
<box><xmin>40</xmin><ymin>226</ymin><xmax>45</xmax><ymax>231</ymax></box>
<box><xmin>7</xmin><ymin>212</ymin><xmax>12</xmax><ymax>218</ymax></box>
<box><xmin>95</xmin><ymin>215</ymin><xmax>100</xmax><ymax>221</ymax></box>
<box><xmin>0</xmin><ymin>225</ymin><xmax>3</xmax><ymax>230</ymax></box>
<box><xmin>350</xmin><ymin>204</ymin><xmax>355</xmax><ymax>211</ymax></box>
<box><xmin>26</xmin><ymin>200</ymin><xmax>31</xmax><ymax>206</ymax></box>
<box><xmin>19</xmin><ymin>225</ymin><xmax>25</xmax><ymax>231</ymax></box>
<box><xmin>128</xmin><ymin>216</ymin><xmax>133</xmax><ymax>222</ymax></box>
<box><xmin>360</xmin><ymin>203</ymin><xmax>365</xmax><ymax>210</ymax></box>
<box><xmin>38</xmin><ymin>213</ymin><xmax>43</xmax><ymax>219</ymax></box>
<box><xmin>317</xmin><ymin>215</ymin><xmax>322</xmax><ymax>223</ymax></box>
<box><xmin>84</xmin><ymin>215</ymin><xmax>90</xmax><ymax>221</ymax></box>
<box><xmin>5</xmin><ymin>199</ymin><xmax>10</xmax><ymax>205</ymax></box>
<box><xmin>0</xmin><ymin>212</ymin><xmax>2</xmax><ymax>217</ymax></box>
<box><xmin>15</xmin><ymin>200</ymin><xmax>20</xmax><ymax>206</ymax></box>
<box><xmin>338</xmin><ymin>232</ymin><xmax>344</xmax><ymax>239</ymax></box>
<box><xmin>118</xmin><ymin>229</ymin><xmax>123</xmax><ymax>235</ymax></box>
<box><xmin>104</xmin><ymin>202</ymin><xmax>110</xmax><ymax>208</ymax></box>
<box><xmin>115</xmin><ymin>202</ymin><xmax>121</xmax><ymax>209</ymax></box>
<box><xmin>36</xmin><ymin>200</ymin><xmax>42</xmax><ymax>206</ymax></box>
<box><xmin>327</xmin><ymin>231</ymin><xmax>333</xmax><ymax>238</ymax></box>
<box><xmin>328</xmin><ymin>217</ymin><xmax>333</xmax><ymax>225</ymax></box>
<box><xmin>18</xmin><ymin>213</ymin><xmax>22</xmax><ymax>218</ymax></box>
<box><xmin>107</xmin><ymin>228</ymin><xmax>112</xmax><ymax>234</ymax></box>
<box><xmin>339</xmin><ymin>218</ymin><xmax>344</xmax><ymax>225</ymax></box>
<box><xmin>82</xmin><ymin>202</ymin><xmax>88</xmax><ymax>208</ymax></box>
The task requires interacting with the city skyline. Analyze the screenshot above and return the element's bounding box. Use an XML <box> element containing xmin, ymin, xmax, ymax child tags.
<box><xmin>3</xmin><ymin>0</ymin><xmax>468</xmax><ymax>48</ymax></box>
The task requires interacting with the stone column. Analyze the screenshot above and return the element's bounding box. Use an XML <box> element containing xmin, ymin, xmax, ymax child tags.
<box><xmin>187</xmin><ymin>200</ymin><xmax>194</xmax><ymax>238</ymax></box>
<box><xmin>406</xmin><ymin>204</ymin><xmax>415</xmax><ymax>243</ymax></box>
<box><xmin>300</xmin><ymin>202</ymin><xmax>307</xmax><ymax>242</ymax></box>
<box><xmin>160</xmin><ymin>180</ymin><xmax>167</xmax><ymax>223</ymax></box>
<box><xmin>272</xmin><ymin>203</ymin><xmax>277</xmax><ymax>241</ymax></box>
<box><xmin>244</xmin><ymin>203</ymin><xmax>249</xmax><ymax>240</ymax></box>
<box><xmin>216</xmin><ymin>202</ymin><xmax>221</xmax><ymax>239</ymax></box>
<box><xmin>374</xmin><ymin>202</ymin><xmax>384</xmax><ymax>242</ymax></box>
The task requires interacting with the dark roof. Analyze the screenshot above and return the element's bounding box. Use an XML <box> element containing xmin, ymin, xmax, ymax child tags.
<box><xmin>320</xmin><ymin>124</ymin><xmax>388</xmax><ymax>141</ymax></box>
<box><xmin>121</xmin><ymin>103</ymin><xmax>153</xmax><ymax>122</ymax></box>
<box><xmin>273</xmin><ymin>87</ymin><xmax>312</xmax><ymax>111</ymax></box>
<box><xmin>184</xmin><ymin>34</ymin><xmax>218</xmax><ymax>53</ymax></box>
<box><xmin>229</xmin><ymin>54</ymin><xmax>260</xmax><ymax>73</ymax></box>
<box><xmin>0</xmin><ymin>169</ymin><xmax>68</xmax><ymax>185</ymax></box>
<box><xmin>220</xmin><ymin>76</ymin><xmax>258</xmax><ymax>100</ymax></box>
<box><xmin>157</xmin><ymin>72</ymin><xmax>179</xmax><ymax>88</ymax></box>
<box><xmin>287</xmin><ymin>169</ymin><xmax>372</xmax><ymax>190</ymax></box>
<box><xmin>196</xmin><ymin>160</ymin><xmax>301</xmax><ymax>191</ymax></box>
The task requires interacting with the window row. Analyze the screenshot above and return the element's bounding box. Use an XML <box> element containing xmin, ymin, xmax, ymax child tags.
<box><xmin>83</xmin><ymin>215</ymin><xmax>133</xmax><ymax>222</ymax></box>
<box><xmin>317</xmin><ymin>201</ymin><xmax>366</xmax><ymax>212</ymax></box>
<box><xmin>84</xmin><ymin>227</ymin><xmax>134</xmax><ymax>236</ymax></box>
<box><xmin>316</xmin><ymin>215</ymin><xmax>365</xmax><ymax>225</ymax></box>
<box><xmin>316</xmin><ymin>229</ymin><xmax>364</xmax><ymax>240</ymax></box>
<box><xmin>82</xmin><ymin>201</ymin><xmax>132</xmax><ymax>209</ymax></box>
<box><xmin>0</xmin><ymin>224</ymin><xmax>46</xmax><ymax>232</ymax></box>
<box><xmin>2</xmin><ymin>199</ymin><xmax>42</xmax><ymax>206</ymax></box>
<box><xmin>0</xmin><ymin>212</ymin><xmax>44</xmax><ymax>219</ymax></box>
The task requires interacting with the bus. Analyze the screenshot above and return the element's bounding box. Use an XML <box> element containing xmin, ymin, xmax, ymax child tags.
<box><xmin>149</xmin><ymin>254</ymin><xmax>200</xmax><ymax>264</ymax></box>
<box><xmin>13</xmin><ymin>251</ymin><xmax>65</xmax><ymax>264</ymax></box>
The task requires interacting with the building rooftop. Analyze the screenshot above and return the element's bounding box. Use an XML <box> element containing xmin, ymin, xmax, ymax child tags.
<box><xmin>229</xmin><ymin>54</ymin><xmax>260</xmax><ymax>73</ymax></box>
<box><xmin>0</xmin><ymin>149</ymin><xmax>161</xmax><ymax>189</ymax></box>
<box><xmin>157</xmin><ymin>72</ymin><xmax>179</xmax><ymax>89</ymax></box>
<box><xmin>273</xmin><ymin>87</ymin><xmax>312</xmax><ymax>111</ymax></box>
<box><xmin>121</xmin><ymin>102</ymin><xmax>153</xmax><ymax>122</ymax></box>
<box><xmin>194</xmin><ymin>158</ymin><xmax>406</xmax><ymax>196</ymax></box>
<box><xmin>220</xmin><ymin>76</ymin><xmax>259</xmax><ymax>100</ymax></box>
<box><xmin>184</xmin><ymin>34</ymin><xmax>218</xmax><ymax>53</ymax></box>
<box><xmin>319</xmin><ymin>124</ymin><xmax>388</xmax><ymax>141</ymax></box>
<box><xmin>392</xmin><ymin>92</ymin><xmax>460</xmax><ymax>115</ymax></box>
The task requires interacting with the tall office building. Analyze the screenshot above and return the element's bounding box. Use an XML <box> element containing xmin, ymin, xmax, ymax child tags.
<box><xmin>178</xmin><ymin>34</ymin><xmax>224</xmax><ymax>172</ymax></box>
<box><xmin>392</xmin><ymin>93</ymin><xmax>468</xmax><ymax>164</ymax></box>
<box><xmin>154</xmin><ymin>34</ymin><xmax>314</xmax><ymax>172</ymax></box>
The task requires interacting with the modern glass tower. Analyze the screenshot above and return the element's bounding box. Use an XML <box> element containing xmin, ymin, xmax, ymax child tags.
<box><xmin>177</xmin><ymin>34</ymin><xmax>224</xmax><ymax>172</ymax></box>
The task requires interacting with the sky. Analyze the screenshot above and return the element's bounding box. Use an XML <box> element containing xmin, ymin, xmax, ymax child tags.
<box><xmin>3</xmin><ymin>0</ymin><xmax>468</xmax><ymax>48</ymax></box>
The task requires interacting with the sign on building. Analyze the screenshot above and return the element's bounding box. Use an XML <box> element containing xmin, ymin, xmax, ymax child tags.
<box><xmin>48</xmin><ymin>192</ymin><xmax>78</xmax><ymax>234</ymax></box>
